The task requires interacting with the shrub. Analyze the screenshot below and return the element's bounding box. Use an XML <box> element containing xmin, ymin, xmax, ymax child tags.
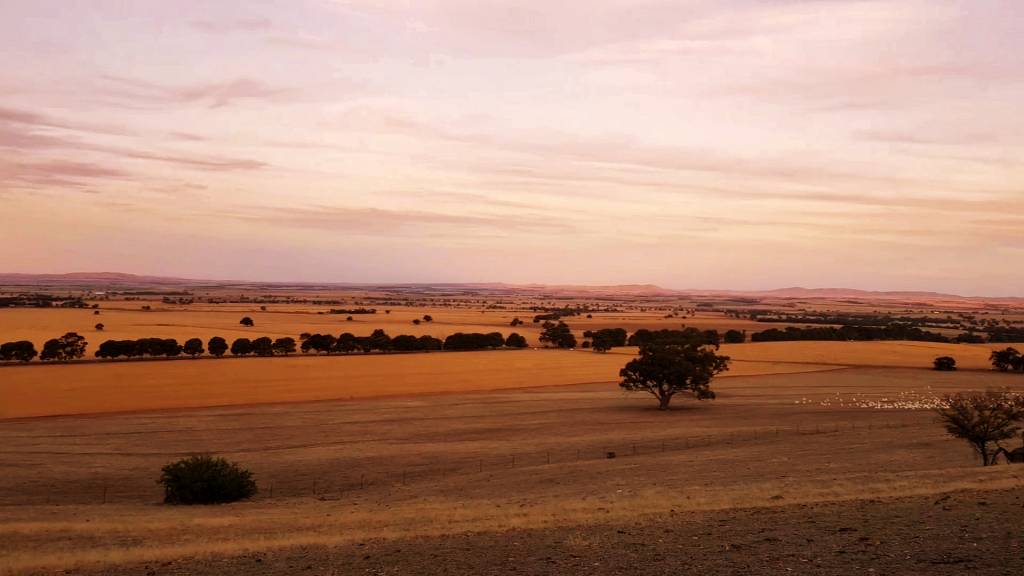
<box><xmin>158</xmin><ymin>454</ymin><xmax>257</xmax><ymax>504</ymax></box>
<box><xmin>933</xmin><ymin>356</ymin><xmax>957</xmax><ymax>371</ymax></box>
<box><xmin>239</xmin><ymin>316</ymin><xmax>254</xmax><ymax>327</ymax></box>
<box><xmin>505</xmin><ymin>332</ymin><xmax>528</xmax><ymax>348</ymax></box>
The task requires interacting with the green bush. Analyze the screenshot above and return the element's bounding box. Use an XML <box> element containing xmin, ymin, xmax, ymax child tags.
<box><xmin>158</xmin><ymin>455</ymin><xmax>257</xmax><ymax>505</ymax></box>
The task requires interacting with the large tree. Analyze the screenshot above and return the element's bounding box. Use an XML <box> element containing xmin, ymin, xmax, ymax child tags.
<box><xmin>251</xmin><ymin>336</ymin><xmax>274</xmax><ymax>357</ymax></box>
<box><xmin>0</xmin><ymin>341</ymin><xmax>37</xmax><ymax>362</ymax></box>
<box><xmin>539</xmin><ymin>321</ymin><xmax>577</xmax><ymax>349</ymax></box>
<box><xmin>619</xmin><ymin>343</ymin><xmax>731</xmax><ymax>410</ymax></box>
<box><xmin>990</xmin><ymin>347</ymin><xmax>1022</xmax><ymax>372</ymax></box>
<box><xmin>39</xmin><ymin>332</ymin><xmax>88</xmax><ymax>361</ymax></box>
<box><xmin>505</xmin><ymin>332</ymin><xmax>528</xmax><ymax>348</ymax></box>
<box><xmin>183</xmin><ymin>338</ymin><xmax>205</xmax><ymax>358</ymax></box>
<box><xmin>272</xmin><ymin>337</ymin><xmax>296</xmax><ymax>356</ymax></box>
<box><xmin>936</xmin><ymin>390</ymin><xmax>1024</xmax><ymax>465</ymax></box>
<box><xmin>230</xmin><ymin>338</ymin><xmax>253</xmax><ymax>356</ymax></box>
<box><xmin>208</xmin><ymin>336</ymin><xmax>228</xmax><ymax>357</ymax></box>
<box><xmin>591</xmin><ymin>328</ymin><xmax>627</xmax><ymax>352</ymax></box>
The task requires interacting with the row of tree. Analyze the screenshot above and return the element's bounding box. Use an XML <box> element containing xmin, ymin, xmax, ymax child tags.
<box><xmin>626</xmin><ymin>328</ymin><xmax>726</xmax><ymax>348</ymax></box>
<box><xmin>750</xmin><ymin>325</ymin><xmax>951</xmax><ymax>343</ymax></box>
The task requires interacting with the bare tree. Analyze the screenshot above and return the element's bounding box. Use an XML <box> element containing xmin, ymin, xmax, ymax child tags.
<box><xmin>936</xmin><ymin>390</ymin><xmax>1024</xmax><ymax>466</ymax></box>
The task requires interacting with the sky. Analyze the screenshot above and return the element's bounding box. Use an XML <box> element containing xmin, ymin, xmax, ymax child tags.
<box><xmin>0</xmin><ymin>0</ymin><xmax>1022</xmax><ymax>295</ymax></box>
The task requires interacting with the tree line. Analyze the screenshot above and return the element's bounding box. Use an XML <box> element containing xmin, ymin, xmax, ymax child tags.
<box><xmin>0</xmin><ymin>329</ymin><xmax>532</xmax><ymax>364</ymax></box>
<box><xmin>749</xmin><ymin>325</ymin><xmax>952</xmax><ymax>343</ymax></box>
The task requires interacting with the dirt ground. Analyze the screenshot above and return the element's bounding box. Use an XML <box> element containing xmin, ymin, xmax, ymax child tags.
<box><xmin>3</xmin><ymin>366</ymin><xmax>1024</xmax><ymax>575</ymax></box>
<box><xmin>61</xmin><ymin>488</ymin><xmax>1024</xmax><ymax>576</ymax></box>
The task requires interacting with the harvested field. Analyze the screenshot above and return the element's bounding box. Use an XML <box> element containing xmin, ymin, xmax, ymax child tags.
<box><xmin>0</xmin><ymin>349</ymin><xmax>837</xmax><ymax>419</ymax></box>
<box><xmin>2</xmin><ymin>366</ymin><xmax>1023</xmax><ymax>574</ymax></box>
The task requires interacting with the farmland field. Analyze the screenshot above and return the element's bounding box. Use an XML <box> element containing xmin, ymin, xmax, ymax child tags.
<box><xmin>2</xmin><ymin>288</ymin><xmax>1024</xmax><ymax>575</ymax></box>
<box><xmin>2</xmin><ymin>366</ymin><xmax>1024</xmax><ymax>574</ymax></box>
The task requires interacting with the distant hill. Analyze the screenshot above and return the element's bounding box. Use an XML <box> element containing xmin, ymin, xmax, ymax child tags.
<box><xmin>0</xmin><ymin>272</ymin><xmax>1020</xmax><ymax>302</ymax></box>
<box><xmin>0</xmin><ymin>272</ymin><xmax>199</xmax><ymax>286</ymax></box>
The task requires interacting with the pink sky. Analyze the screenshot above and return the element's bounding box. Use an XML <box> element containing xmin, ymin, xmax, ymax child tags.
<box><xmin>1</xmin><ymin>1</ymin><xmax>1022</xmax><ymax>295</ymax></box>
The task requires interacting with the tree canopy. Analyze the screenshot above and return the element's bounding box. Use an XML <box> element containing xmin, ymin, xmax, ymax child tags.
<box><xmin>539</xmin><ymin>321</ymin><xmax>577</xmax><ymax>349</ymax></box>
<box><xmin>936</xmin><ymin>390</ymin><xmax>1024</xmax><ymax>465</ymax></box>
<box><xmin>619</xmin><ymin>343</ymin><xmax>731</xmax><ymax>410</ymax></box>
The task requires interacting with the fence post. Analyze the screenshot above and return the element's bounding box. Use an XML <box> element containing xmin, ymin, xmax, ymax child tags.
<box><xmin>360</xmin><ymin>474</ymin><xmax>365</xmax><ymax>489</ymax></box>
<box><xmin>102</xmin><ymin>486</ymin><xmax>107</xmax><ymax>505</ymax></box>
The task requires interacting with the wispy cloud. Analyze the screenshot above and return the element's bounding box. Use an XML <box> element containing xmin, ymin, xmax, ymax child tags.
<box><xmin>99</xmin><ymin>75</ymin><xmax>290</xmax><ymax>108</ymax></box>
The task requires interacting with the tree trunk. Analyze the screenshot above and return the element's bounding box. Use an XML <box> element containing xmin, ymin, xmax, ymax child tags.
<box><xmin>658</xmin><ymin>394</ymin><xmax>671</xmax><ymax>410</ymax></box>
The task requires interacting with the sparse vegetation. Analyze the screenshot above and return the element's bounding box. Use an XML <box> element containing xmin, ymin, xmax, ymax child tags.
<box><xmin>158</xmin><ymin>454</ymin><xmax>257</xmax><ymax>505</ymax></box>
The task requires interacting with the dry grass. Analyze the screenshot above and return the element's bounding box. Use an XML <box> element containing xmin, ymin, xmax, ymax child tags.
<box><xmin>0</xmin><ymin>348</ymin><xmax>839</xmax><ymax>419</ymax></box>
<box><xmin>3</xmin><ymin>465</ymin><xmax>1021</xmax><ymax>575</ymax></box>
<box><xmin>608</xmin><ymin>341</ymin><xmax>1009</xmax><ymax>370</ymax></box>
<box><xmin>3</xmin><ymin>366</ymin><xmax>1024</xmax><ymax>574</ymax></box>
